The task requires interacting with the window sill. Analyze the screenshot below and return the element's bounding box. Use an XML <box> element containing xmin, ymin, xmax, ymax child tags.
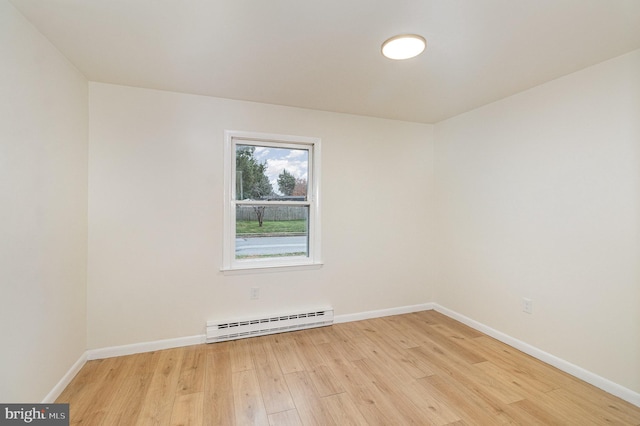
<box><xmin>221</xmin><ymin>261</ymin><xmax>323</xmax><ymax>275</ymax></box>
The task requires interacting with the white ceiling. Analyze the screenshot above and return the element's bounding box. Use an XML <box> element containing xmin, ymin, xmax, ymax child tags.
<box><xmin>10</xmin><ymin>0</ymin><xmax>640</xmax><ymax>123</ymax></box>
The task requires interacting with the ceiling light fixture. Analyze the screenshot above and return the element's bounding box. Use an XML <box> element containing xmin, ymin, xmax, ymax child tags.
<box><xmin>381</xmin><ymin>34</ymin><xmax>426</xmax><ymax>60</ymax></box>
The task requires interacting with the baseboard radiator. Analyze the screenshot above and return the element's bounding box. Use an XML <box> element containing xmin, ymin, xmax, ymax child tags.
<box><xmin>206</xmin><ymin>307</ymin><xmax>334</xmax><ymax>343</ymax></box>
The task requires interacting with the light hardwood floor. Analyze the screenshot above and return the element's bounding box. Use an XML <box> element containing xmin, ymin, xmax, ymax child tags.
<box><xmin>57</xmin><ymin>311</ymin><xmax>640</xmax><ymax>425</ymax></box>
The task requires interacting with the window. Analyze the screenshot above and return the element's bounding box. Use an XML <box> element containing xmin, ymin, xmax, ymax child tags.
<box><xmin>223</xmin><ymin>131</ymin><xmax>321</xmax><ymax>272</ymax></box>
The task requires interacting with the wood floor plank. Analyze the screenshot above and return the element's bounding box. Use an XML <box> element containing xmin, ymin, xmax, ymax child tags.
<box><xmin>411</xmin><ymin>344</ymin><xmax>525</xmax><ymax>406</ymax></box>
<box><xmin>473</xmin><ymin>360</ymin><xmax>550</xmax><ymax>403</ymax></box>
<box><xmin>352</xmin><ymin>357</ymin><xmax>441</xmax><ymax>425</ymax></box>
<box><xmin>452</xmin><ymin>336</ymin><xmax>560</xmax><ymax>392</ymax></box>
<box><xmin>548</xmin><ymin>374</ymin><xmax>640</xmax><ymax>425</ymax></box>
<box><xmin>203</xmin><ymin>349</ymin><xmax>235</xmax><ymax>426</ymax></box>
<box><xmin>372</xmin><ymin>316</ymin><xmax>420</xmax><ymax>349</ymax></box>
<box><xmin>136</xmin><ymin>348</ymin><xmax>184</xmax><ymax>426</ymax></box>
<box><xmin>232</xmin><ymin>369</ymin><xmax>269</xmax><ymax>426</ymax></box>
<box><xmin>269</xmin><ymin>334</ymin><xmax>305</xmax><ymax>375</ymax></box>
<box><xmin>249</xmin><ymin>339</ymin><xmax>295</xmax><ymax>415</ymax></box>
<box><xmin>128</xmin><ymin>350</ymin><xmax>161</xmax><ymax>377</ymax></box>
<box><xmin>100</xmin><ymin>367</ymin><xmax>154</xmax><ymax>425</ymax></box>
<box><xmin>56</xmin><ymin>312</ymin><xmax>640</xmax><ymax>425</ymax></box>
<box><xmin>321</xmin><ymin>325</ymin><xmax>368</xmax><ymax>362</ymax></box>
<box><xmin>289</xmin><ymin>332</ymin><xmax>326</xmax><ymax>370</ymax></box>
<box><xmin>546</xmin><ymin>387</ymin><xmax>637</xmax><ymax>425</ymax></box>
<box><xmin>397</xmin><ymin>377</ymin><xmax>462</xmax><ymax>425</ymax></box>
<box><xmin>358</xmin><ymin>332</ymin><xmax>435</xmax><ymax>380</ymax></box>
<box><xmin>418</xmin><ymin>374</ymin><xmax>518</xmax><ymax>425</ymax></box>
<box><xmin>419</xmin><ymin>310</ymin><xmax>484</xmax><ymax>339</ymax></box>
<box><xmin>353</xmin><ymin>323</ymin><xmax>433</xmax><ymax>380</ymax></box>
<box><xmin>284</xmin><ymin>371</ymin><xmax>336</xmax><ymax>426</ymax></box>
<box><xmin>321</xmin><ymin>392</ymin><xmax>369</xmax><ymax>426</ymax></box>
<box><xmin>268</xmin><ymin>409</ymin><xmax>302</xmax><ymax>426</ymax></box>
<box><xmin>416</xmin><ymin>345</ymin><xmax>526</xmax><ymax>421</ymax></box>
<box><xmin>80</xmin><ymin>355</ymin><xmax>139</xmax><ymax>423</ymax></box>
<box><xmin>169</xmin><ymin>392</ymin><xmax>204</xmax><ymax>426</ymax></box>
<box><xmin>55</xmin><ymin>358</ymin><xmax>104</xmax><ymax>403</ymax></box>
<box><xmin>314</xmin><ymin>346</ymin><xmax>410</xmax><ymax>425</ymax></box>
<box><xmin>313</xmin><ymin>341</ymin><xmax>344</xmax><ymax>364</ymax></box>
<box><xmin>402</xmin><ymin>313</ymin><xmax>487</xmax><ymax>365</ymax></box>
<box><xmin>56</xmin><ymin>359</ymin><xmax>110</xmax><ymax>424</ymax></box>
<box><xmin>409</xmin><ymin>310</ymin><xmax>441</xmax><ymax>327</ymax></box>
<box><xmin>62</xmin><ymin>382</ymin><xmax>103</xmax><ymax>425</ymax></box>
<box><xmin>307</xmin><ymin>364</ymin><xmax>344</xmax><ymax>397</ymax></box>
<box><xmin>247</xmin><ymin>336</ymin><xmax>272</xmax><ymax>367</ymax></box>
<box><xmin>464</xmin><ymin>335</ymin><xmax>570</xmax><ymax>391</ymax></box>
<box><xmin>507</xmin><ymin>396</ymin><xmax>590</xmax><ymax>425</ymax></box>
<box><xmin>300</xmin><ymin>326</ymin><xmax>334</xmax><ymax>345</ymax></box>
<box><xmin>333</xmin><ymin>320</ymin><xmax>367</xmax><ymax>340</ymax></box>
<box><xmin>176</xmin><ymin>345</ymin><xmax>206</xmax><ymax>395</ymax></box>
<box><xmin>230</xmin><ymin>339</ymin><xmax>255</xmax><ymax>373</ymax></box>
<box><xmin>254</xmin><ymin>362</ymin><xmax>295</xmax><ymax>415</ymax></box>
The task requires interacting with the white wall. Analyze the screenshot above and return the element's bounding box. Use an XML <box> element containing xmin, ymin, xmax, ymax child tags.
<box><xmin>7</xmin><ymin>1</ymin><xmax>636</xmax><ymax>398</ymax></box>
<box><xmin>0</xmin><ymin>0</ymin><xmax>88</xmax><ymax>402</ymax></box>
<box><xmin>87</xmin><ymin>83</ymin><xmax>435</xmax><ymax>349</ymax></box>
<box><xmin>435</xmin><ymin>50</ymin><xmax>640</xmax><ymax>393</ymax></box>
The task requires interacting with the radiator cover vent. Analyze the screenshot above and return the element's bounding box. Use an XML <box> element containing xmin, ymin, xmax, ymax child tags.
<box><xmin>206</xmin><ymin>307</ymin><xmax>334</xmax><ymax>343</ymax></box>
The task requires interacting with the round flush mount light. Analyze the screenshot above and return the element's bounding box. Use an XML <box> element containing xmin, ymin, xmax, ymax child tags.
<box><xmin>381</xmin><ymin>34</ymin><xmax>426</xmax><ymax>60</ymax></box>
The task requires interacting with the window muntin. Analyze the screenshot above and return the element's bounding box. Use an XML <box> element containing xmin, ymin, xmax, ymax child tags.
<box><xmin>223</xmin><ymin>131</ymin><xmax>321</xmax><ymax>272</ymax></box>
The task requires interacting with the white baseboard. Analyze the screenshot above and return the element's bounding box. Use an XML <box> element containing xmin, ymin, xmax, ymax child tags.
<box><xmin>86</xmin><ymin>334</ymin><xmax>205</xmax><ymax>360</ymax></box>
<box><xmin>42</xmin><ymin>352</ymin><xmax>87</xmax><ymax>403</ymax></box>
<box><xmin>433</xmin><ymin>304</ymin><xmax>640</xmax><ymax>408</ymax></box>
<box><xmin>84</xmin><ymin>303</ymin><xmax>433</xmax><ymax>361</ymax></box>
<box><xmin>48</xmin><ymin>302</ymin><xmax>639</xmax><ymax>408</ymax></box>
<box><xmin>334</xmin><ymin>303</ymin><xmax>434</xmax><ymax>324</ymax></box>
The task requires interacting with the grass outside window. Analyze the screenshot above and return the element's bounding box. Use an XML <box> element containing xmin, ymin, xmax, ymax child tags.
<box><xmin>236</xmin><ymin>220</ymin><xmax>307</xmax><ymax>235</ymax></box>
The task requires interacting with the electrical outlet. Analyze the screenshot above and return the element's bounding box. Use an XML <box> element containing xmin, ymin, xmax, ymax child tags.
<box><xmin>522</xmin><ymin>298</ymin><xmax>533</xmax><ymax>314</ymax></box>
<box><xmin>250</xmin><ymin>287</ymin><xmax>260</xmax><ymax>300</ymax></box>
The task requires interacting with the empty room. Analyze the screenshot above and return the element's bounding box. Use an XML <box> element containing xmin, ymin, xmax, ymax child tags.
<box><xmin>2</xmin><ymin>0</ymin><xmax>640</xmax><ymax>424</ymax></box>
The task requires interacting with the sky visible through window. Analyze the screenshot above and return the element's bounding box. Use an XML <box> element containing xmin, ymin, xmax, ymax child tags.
<box><xmin>253</xmin><ymin>146</ymin><xmax>308</xmax><ymax>196</ymax></box>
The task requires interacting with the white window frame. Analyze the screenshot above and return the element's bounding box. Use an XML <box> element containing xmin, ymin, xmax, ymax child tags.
<box><xmin>222</xmin><ymin>130</ymin><xmax>322</xmax><ymax>273</ymax></box>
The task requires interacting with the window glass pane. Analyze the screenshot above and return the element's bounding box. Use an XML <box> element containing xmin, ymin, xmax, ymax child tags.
<box><xmin>235</xmin><ymin>205</ymin><xmax>309</xmax><ymax>259</ymax></box>
<box><xmin>236</xmin><ymin>144</ymin><xmax>308</xmax><ymax>201</ymax></box>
